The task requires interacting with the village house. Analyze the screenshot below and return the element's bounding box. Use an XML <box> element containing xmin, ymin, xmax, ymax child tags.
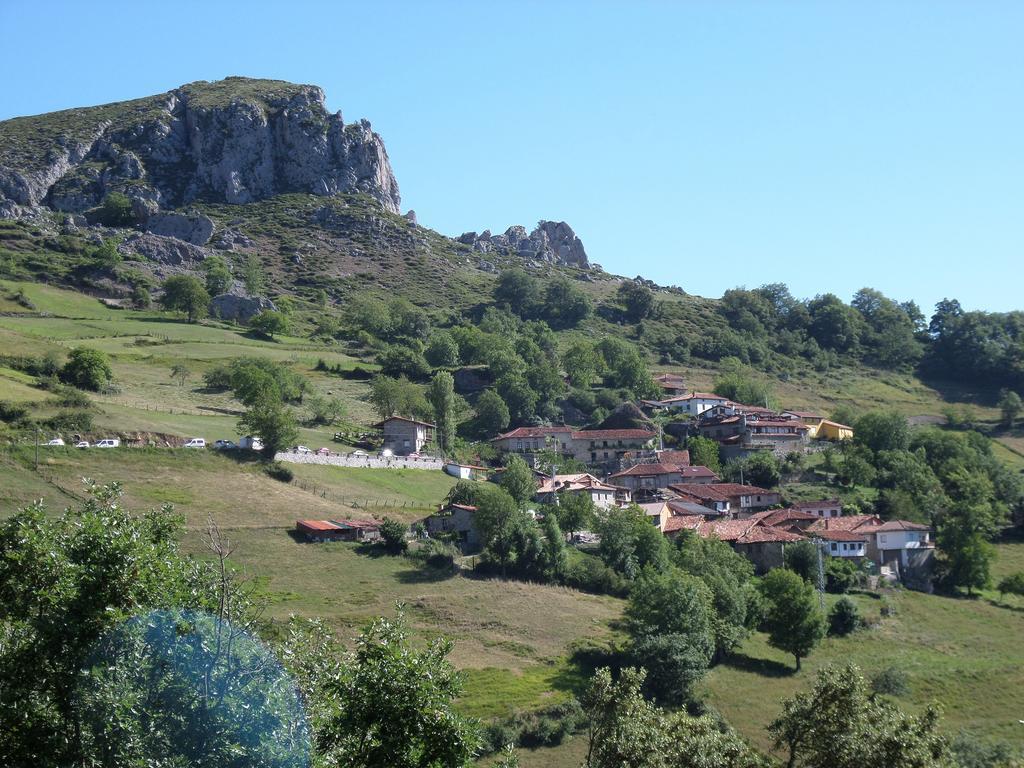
<box><xmin>693</xmin><ymin>518</ymin><xmax>806</xmax><ymax>573</ymax></box>
<box><xmin>662</xmin><ymin>514</ymin><xmax>704</xmax><ymax>537</ymax></box>
<box><xmin>817</xmin><ymin>420</ymin><xmax>854</xmax><ymax>441</ymax></box>
<box><xmin>668</xmin><ymin>483</ymin><xmax>781</xmax><ymax>517</ymax></box>
<box><xmin>658</xmin><ymin>391</ymin><xmax>731</xmax><ymax>416</ymax></box>
<box><xmin>809</xmin><ymin>528</ymin><xmax>868</xmax><ymax>559</ymax></box>
<box><xmin>375</xmin><ymin>416</ymin><xmax>435</xmax><ymax>455</ymax></box>
<box><xmin>535</xmin><ymin>473</ymin><xmax>622</xmax><ymax>509</ymax></box>
<box><xmin>670</xmin><ymin>465</ymin><xmax>721</xmax><ymax>484</ymax></box>
<box><xmin>782</xmin><ymin>410</ymin><xmax>826</xmax><ymax>438</ymax></box>
<box><xmin>698</xmin><ymin>414</ymin><xmax>810</xmax><ymax>459</ymax></box>
<box><xmin>667</xmin><ymin>498</ymin><xmax>723</xmax><ymax>517</ymax></box>
<box><xmin>653</xmin><ymin>373</ymin><xmax>687</xmax><ymax>397</ymax></box>
<box><xmin>791</xmin><ymin>499</ymin><xmax>843</xmax><ymax>518</ymax></box>
<box><xmin>609</xmin><ymin>462</ymin><xmax>689</xmax><ymax>495</ymax></box>
<box><xmin>750</xmin><ymin>507</ymin><xmax>820</xmax><ymax>531</ymax></box>
<box><xmin>637</xmin><ymin>501</ymin><xmax>673</xmax><ymax>530</ymax></box>
<box><xmin>295</xmin><ymin>519</ymin><xmax>382</xmax><ymax>543</ymax></box>
<box><xmin>424</xmin><ymin>503</ymin><xmax>480</xmax><ymax>549</ymax></box>
<box><xmin>490</xmin><ymin>426</ymin><xmax>656</xmax><ymax>469</ymax></box>
<box><xmin>865</xmin><ymin>520</ymin><xmax>935</xmax><ymax>582</ymax></box>
<box><xmin>807</xmin><ymin>514</ymin><xmax>884</xmax><ymax>535</ymax></box>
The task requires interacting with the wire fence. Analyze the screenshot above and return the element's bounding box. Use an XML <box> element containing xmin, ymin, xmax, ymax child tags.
<box><xmin>289</xmin><ymin>477</ymin><xmax>431</xmax><ymax>511</ymax></box>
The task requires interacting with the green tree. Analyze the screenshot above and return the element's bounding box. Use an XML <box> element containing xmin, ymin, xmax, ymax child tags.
<box><xmin>379</xmin><ymin>517</ymin><xmax>408</xmax><ymax>554</ymax></box>
<box><xmin>687</xmin><ymin>435</ymin><xmax>722</xmax><ymax>474</ymax></box>
<box><xmin>496</xmin><ymin>374</ymin><xmax>538</xmax><ymax>424</ymax></box>
<box><xmin>160</xmin><ymin>274</ymin><xmax>210</xmax><ymax>323</ymax></box>
<box><xmin>997</xmin><ymin>571</ymin><xmax>1024</xmax><ymax>600</ymax></box>
<box><xmin>369</xmin><ymin>375</ymin><xmax>430</xmax><ymax>422</ymax></box>
<box><xmin>425</xmin><ymin>331</ymin><xmax>461</xmax><ymax>368</ymax></box>
<box><xmin>553</xmin><ymin>492</ymin><xmax>595</xmax><ymax>539</ymax></box>
<box><xmin>60</xmin><ymin>346</ymin><xmax>112</xmax><ymax>391</ymax></box>
<box><xmin>242</xmin><ymin>252</ymin><xmax>266</xmax><ymax>295</ymax></box>
<box><xmin>427</xmin><ymin>370</ymin><xmax>457</xmax><ymax>457</ymax></box>
<box><xmin>305</xmin><ymin>392</ymin><xmax>346</xmax><ymax>426</ymax></box>
<box><xmin>759</xmin><ymin>568</ymin><xmax>826</xmax><ymax>670</ymax></box>
<box><xmin>500</xmin><ymin>455</ymin><xmax>536</xmax><ymax>506</ymax></box>
<box><xmin>998</xmin><ymin>388</ymin><xmax>1022</xmax><ymax>429</ymax></box>
<box><xmin>473</xmin><ymin>486</ymin><xmax>525</xmax><ymax>573</ymax></box>
<box><xmin>291</xmin><ymin>612</ymin><xmax>479</xmax><ymax>768</ymax></box>
<box><xmin>769</xmin><ymin>664</ymin><xmax>948</xmax><ymax>768</ymax></box>
<box><xmin>170</xmin><ymin>363</ymin><xmax>190</xmax><ymax>387</ymax></box>
<box><xmin>0</xmin><ymin>483</ymin><xmax>304</xmax><ymax>767</ymax></box>
<box><xmin>936</xmin><ymin>502</ymin><xmax>994</xmax><ymax>595</ymax></box>
<box><xmin>582</xmin><ymin>666</ymin><xmax>762</xmax><ymax>768</ymax></box>
<box><xmin>784</xmin><ymin>540</ymin><xmax>820</xmax><ymax>582</ymax></box>
<box><xmin>828</xmin><ymin>597</ymin><xmax>862</xmax><ymax>636</ymax></box>
<box><xmin>563</xmin><ymin>341</ymin><xmax>601</xmax><ymax>388</ymax></box>
<box><xmin>95</xmin><ymin>191</ymin><xmax>134</xmax><ymax>226</ymax></box>
<box><xmin>626</xmin><ymin>568</ymin><xmax>716</xmax><ymax>705</ymax></box>
<box><xmin>379</xmin><ymin>344</ymin><xmax>432</xmax><ymax>380</ymax></box>
<box><xmin>853</xmin><ymin>410</ymin><xmax>910</xmax><ymax>456</ymax></box>
<box><xmin>202</xmin><ymin>254</ymin><xmax>233</xmax><ymax>296</ymax></box>
<box><xmin>617</xmin><ymin>280</ymin><xmax>656</xmax><ymax>322</ymax></box>
<box><xmin>541</xmin><ymin>513</ymin><xmax>568</xmax><ymax>580</ymax></box>
<box><xmin>494</xmin><ymin>268</ymin><xmax>541</xmax><ymax>318</ymax></box>
<box><xmin>93</xmin><ymin>237</ymin><xmax>122</xmax><ymax>271</ymax></box>
<box><xmin>250</xmin><ymin>310</ymin><xmax>289</xmax><ymax>339</ymax></box>
<box><xmin>238</xmin><ymin>391</ymin><xmax>299</xmax><ymax>458</ymax></box>
<box><xmin>542</xmin><ymin>276</ymin><xmax>593</xmax><ymax>329</ymax></box>
<box><xmin>597</xmin><ymin>505</ymin><xmax>671</xmax><ymax>578</ymax></box>
<box><xmin>474</xmin><ymin>389</ymin><xmax>510</xmax><ymax>436</ymax></box>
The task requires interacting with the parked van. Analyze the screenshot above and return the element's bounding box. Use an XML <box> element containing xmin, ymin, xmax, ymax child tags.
<box><xmin>238</xmin><ymin>436</ymin><xmax>264</xmax><ymax>452</ymax></box>
<box><xmin>183</xmin><ymin>438</ymin><xmax>206</xmax><ymax>449</ymax></box>
<box><xmin>95</xmin><ymin>438</ymin><xmax>120</xmax><ymax>448</ymax></box>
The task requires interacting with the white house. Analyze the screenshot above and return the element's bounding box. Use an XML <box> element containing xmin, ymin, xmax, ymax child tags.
<box><xmin>659</xmin><ymin>391</ymin><xmax>731</xmax><ymax>416</ymax></box>
<box><xmin>791</xmin><ymin>499</ymin><xmax>843</xmax><ymax>518</ymax></box>
<box><xmin>867</xmin><ymin>520</ymin><xmax>934</xmax><ymax>569</ymax></box>
<box><xmin>811</xmin><ymin>528</ymin><xmax>867</xmax><ymax>558</ymax></box>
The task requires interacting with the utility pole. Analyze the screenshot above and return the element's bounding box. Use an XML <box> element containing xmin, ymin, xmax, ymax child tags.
<box><xmin>815</xmin><ymin>540</ymin><xmax>827</xmax><ymax>611</ymax></box>
<box><xmin>34</xmin><ymin>427</ymin><xmax>40</xmax><ymax>471</ymax></box>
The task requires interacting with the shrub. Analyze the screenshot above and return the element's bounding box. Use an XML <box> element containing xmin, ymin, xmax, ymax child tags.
<box><xmin>0</xmin><ymin>400</ymin><xmax>29</xmax><ymax>423</ymax></box>
<box><xmin>870</xmin><ymin>666</ymin><xmax>909</xmax><ymax>697</ymax></box>
<box><xmin>263</xmin><ymin>462</ymin><xmax>294</xmax><ymax>483</ymax></box>
<box><xmin>94</xmin><ymin>192</ymin><xmax>134</xmax><ymax>226</ymax></box>
<box><xmin>410</xmin><ymin>539</ymin><xmax>459</xmax><ymax>570</ymax></box>
<box><xmin>824</xmin><ymin>557</ymin><xmax>864</xmax><ymax>593</ymax></box>
<box><xmin>203</xmin><ymin>364</ymin><xmax>233</xmax><ymax>390</ymax></box>
<box><xmin>562</xmin><ymin>551</ymin><xmax>630</xmax><ymax>597</ymax></box>
<box><xmin>379</xmin><ymin>517</ymin><xmax>408</xmax><ymax>554</ymax></box>
<box><xmin>43</xmin><ymin>410</ymin><xmax>93</xmax><ymax>432</ymax></box>
<box><xmin>60</xmin><ymin>347</ymin><xmax>113</xmax><ymax>392</ymax></box>
<box><xmin>828</xmin><ymin>597</ymin><xmax>862</xmax><ymax>636</ymax></box>
<box><xmin>996</xmin><ymin>571</ymin><xmax>1024</xmax><ymax>600</ymax></box>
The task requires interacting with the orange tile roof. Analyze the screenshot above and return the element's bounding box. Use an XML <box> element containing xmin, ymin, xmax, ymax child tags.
<box><xmin>807</xmin><ymin>515</ymin><xmax>883</xmax><ymax>532</ymax></box>
<box><xmin>810</xmin><ymin>528</ymin><xmax>868</xmax><ymax>542</ymax></box>
<box><xmin>610</xmin><ymin>463</ymin><xmax>684</xmax><ymax>478</ymax></box>
<box><xmin>873</xmin><ymin>520</ymin><xmax>932</xmax><ymax>533</ymax></box>
<box><xmin>571</xmin><ymin>429</ymin><xmax>656</xmax><ymax>440</ymax></box>
<box><xmin>662</xmin><ymin>515</ymin><xmax>705</xmax><ymax>533</ymax></box>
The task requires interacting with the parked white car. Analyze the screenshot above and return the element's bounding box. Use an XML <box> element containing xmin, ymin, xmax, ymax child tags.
<box><xmin>183</xmin><ymin>438</ymin><xmax>206</xmax><ymax>449</ymax></box>
<box><xmin>378</xmin><ymin>448</ymin><xmax>393</xmax><ymax>458</ymax></box>
<box><xmin>294</xmin><ymin>445</ymin><xmax>312</xmax><ymax>454</ymax></box>
<box><xmin>95</xmin><ymin>438</ymin><xmax>120</xmax><ymax>448</ymax></box>
<box><xmin>214</xmin><ymin>439</ymin><xmax>236</xmax><ymax>450</ymax></box>
<box><xmin>45</xmin><ymin>438</ymin><xmax>65</xmax><ymax>446</ymax></box>
<box><xmin>75</xmin><ymin>440</ymin><xmax>90</xmax><ymax>448</ymax></box>
<box><xmin>352</xmin><ymin>449</ymin><xmax>369</xmax><ymax>457</ymax></box>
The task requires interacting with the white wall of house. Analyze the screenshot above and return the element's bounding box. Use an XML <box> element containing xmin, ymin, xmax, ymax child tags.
<box><xmin>825</xmin><ymin>540</ymin><xmax>866</xmax><ymax>557</ymax></box>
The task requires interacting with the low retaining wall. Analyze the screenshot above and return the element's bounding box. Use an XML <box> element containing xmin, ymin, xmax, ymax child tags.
<box><xmin>275</xmin><ymin>451</ymin><xmax>444</xmax><ymax>471</ymax></box>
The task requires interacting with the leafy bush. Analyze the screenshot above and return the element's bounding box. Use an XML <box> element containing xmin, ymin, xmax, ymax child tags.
<box><xmin>410</xmin><ymin>539</ymin><xmax>459</xmax><ymax>570</ymax></box>
<box><xmin>94</xmin><ymin>192</ymin><xmax>134</xmax><ymax>226</ymax></box>
<box><xmin>870</xmin><ymin>666</ymin><xmax>909</xmax><ymax>697</ymax></box>
<box><xmin>42</xmin><ymin>410</ymin><xmax>93</xmax><ymax>432</ymax></box>
<box><xmin>59</xmin><ymin>348</ymin><xmax>113</xmax><ymax>392</ymax></box>
<box><xmin>824</xmin><ymin>557</ymin><xmax>864</xmax><ymax>593</ymax></box>
<box><xmin>562</xmin><ymin>551</ymin><xmax>630</xmax><ymax>597</ymax></box>
<box><xmin>996</xmin><ymin>571</ymin><xmax>1024</xmax><ymax>599</ymax></box>
<box><xmin>202</xmin><ymin>364</ymin><xmax>233</xmax><ymax>391</ymax></box>
<box><xmin>263</xmin><ymin>462</ymin><xmax>294</xmax><ymax>482</ymax></box>
<box><xmin>828</xmin><ymin>597</ymin><xmax>862</xmax><ymax>636</ymax></box>
<box><xmin>379</xmin><ymin>517</ymin><xmax>408</xmax><ymax>554</ymax></box>
<box><xmin>0</xmin><ymin>400</ymin><xmax>29</xmax><ymax>423</ymax></box>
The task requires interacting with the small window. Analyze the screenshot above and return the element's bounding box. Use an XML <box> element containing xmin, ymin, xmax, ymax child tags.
<box><xmin>831</xmin><ymin>543</ymin><xmax>838</xmax><ymax>552</ymax></box>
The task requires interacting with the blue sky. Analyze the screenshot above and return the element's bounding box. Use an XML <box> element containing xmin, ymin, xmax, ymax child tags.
<box><xmin>2</xmin><ymin>1</ymin><xmax>1021</xmax><ymax>313</ymax></box>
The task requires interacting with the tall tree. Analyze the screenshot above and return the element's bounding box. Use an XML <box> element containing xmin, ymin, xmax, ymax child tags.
<box><xmin>160</xmin><ymin>275</ymin><xmax>210</xmax><ymax>323</ymax></box>
<box><xmin>500</xmin><ymin>455</ymin><xmax>536</xmax><ymax>506</ymax></box>
<box><xmin>687</xmin><ymin>436</ymin><xmax>722</xmax><ymax>474</ymax></box>
<box><xmin>238</xmin><ymin>391</ymin><xmax>299</xmax><ymax>458</ymax></box>
<box><xmin>617</xmin><ymin>280</ymin><xmax>656</xmax><ymax>322</ymax></box>
<box><xmin>427</xmin><ymin>370</ymin><xmax>457</xmax><ymax>457</ymax></box>
<box><xmin>769</xmin><ymin>665</ymin><xmax>948</xmax><ymax>768</ymax></box>
<box><xmin>242</xmin><ymin>253</ymin><xmax>266</xmax><ymax>296</ymax></box>
<box><xmin>759</xmin><ymin>568</ymin><xmax>826</xmax><ymax>671</ymax></box>
<box><xmin>474</xmin><ymin>389</ymin><xmax>510</xmax><ymax>437</ymax></box>
<box><xmin>202</xmin><ymin>254</ymin><xmax>233</xmax><ymax>296</ymax></box>
<box><xmin>998</xmin><ymin>388</ymin><xmax>1022</xmax><ymax>429</ymax></box>
<box><xmin>936</xmin><ymin>502</ymin><xmax>995</xmax><ymax>595</ymax></box>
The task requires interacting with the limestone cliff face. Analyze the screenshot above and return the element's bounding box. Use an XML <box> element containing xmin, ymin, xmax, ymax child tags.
<box><xmin>0</xmin><ymin>77</ymin><xmax>400</xmax><ymax>217</ymax></box>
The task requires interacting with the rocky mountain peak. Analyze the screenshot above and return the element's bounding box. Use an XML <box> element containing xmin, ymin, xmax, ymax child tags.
<box><xmin>457</xmin><ymin>220</ymin><xmax>588</xmax><ymax>268</ymax></box>
<box><xmin>0</xmin><ymin>77</ymin><xmax>400</xmax><ymax>218</ymax></box>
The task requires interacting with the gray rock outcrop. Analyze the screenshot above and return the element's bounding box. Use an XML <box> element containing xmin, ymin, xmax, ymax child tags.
<box><xmin>144</xmin><ymin>212</ymin><xmax>215</xmax><ymax>245</ymax></box>
<box><xmin>119</xmin><ymin>232</ymin><xmax>208</xmax><ymax>265</ymax></box>
<box><xmin>457</xmin><ymin>220</ymin><xmax>589</xmax><ymax>267</ymax></box>
<box><xmin>210</xmin><ymin>293</ymin><xmax>277</xmax><ymax>322</ymax></box>
<box><xmin>0</xmin><ymin>77</ymin><xmax>401</xmax><ymax>219</ymax></box>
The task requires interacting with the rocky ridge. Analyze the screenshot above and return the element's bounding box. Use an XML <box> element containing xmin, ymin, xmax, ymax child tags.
<box><xmin>457</xmin><ymin>220</ymin><xmax>589</xmax><ymax>268</ymax></box>
<box><xmin>0</xmin><ymin>77</ymin><xmax>401</xmax><ymax>218</ymax></box>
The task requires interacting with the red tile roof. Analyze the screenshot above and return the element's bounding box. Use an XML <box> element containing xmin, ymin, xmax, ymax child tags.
<box><xmin>873</xmin><ymin>520</ymin><xmax>931</xmax><ymax>533</ymax></box>
<box><xmin>785</xmin><ymin>410</ymin><xmax>823</xmax><ymax>419</ymax></box>
<box><xmin>807</xmin><ymin>515</ymin><xmax>883</xmax><ymax>532</ymax></box>
<box><xmin>440</xmin><ymin>503</ymin><xmax>478</xmax><ymax>513</ymax></box>
<box><xmin>667</xmin><ymin>485</ymin><xmax>729</xmax><ymax>503</ymax></box>
<box><xmin>676</xmin><ymin>466</ymin><xmax>720</xmax><ymax>478</ymax></box>
<box><xmin>656</xmin><ymin>449</ymin><xmax>691</xmax><ymax>466</ymax></box>
<box><xmin>661</xmin><ymin>392</ymin><xmax>729</xmax><ymax>403</ymax></box>
<box><xmin>756</xmin><ymin>508</ymin><xmax>819</xmax><ymax>526</ymax></box>
<box><xmin>610</xmin><ymin>462</ymin><xmax>685</xmax><ymax>478</ymax></box>
<box><xmin>296</xmin><ymin>519</ymin><xmax>341</xmax><ymax>532</ymax></box>
<box><xmin>571</xmin><ymin>429</ymin><xmax>657</xmax><ymax>441</ymax></box>
<box><xmin>373</xmin><ymin>416</ymin><xmax>435</xmax><ymax>428</ymax></box>
<box><xmin>492</xmin><ymin>426</ymin><xmax>574</xmax><ymax>440</ymax></box>
<box><xmin>792</xmin><ymin>499</ymin><xmax>841</xmax><ymax>510</ymax></box>
<box><xmin>662</xmin><ymin>515</ymin><xmax>705</xmax><ymax>533</ymax></box>
<box><xmin>704</xmin><ymin>483</ymin><xmax>775</xmax><ymax>497</ymax></box>
<box><xmin>736</xmin><ymin>526</ymin><xmax>806</xmax><ymax>544</ymax></box>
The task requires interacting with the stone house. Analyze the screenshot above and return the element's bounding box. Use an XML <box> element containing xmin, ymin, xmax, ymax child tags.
<box><xmin>376</xmin><ymin>416</ymin><xmax>435</xmax><ymax>455</ymax></box>
<box><xmin>425</xmin><ymin>503</ymin><xmax>480</xmax><ymax>549</ymax></box>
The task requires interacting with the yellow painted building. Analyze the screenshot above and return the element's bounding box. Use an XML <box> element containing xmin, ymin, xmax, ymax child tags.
<box><xmin>817</xmin><ymin>420</ymin><xmax>854</xmax><ymax>441</ymax></box>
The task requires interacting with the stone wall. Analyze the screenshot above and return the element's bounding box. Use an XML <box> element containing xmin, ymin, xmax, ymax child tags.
<box><xmin>275</xmin><ymin>450</ymin><xmax>444</xmax><ymax>471</ymax></box>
